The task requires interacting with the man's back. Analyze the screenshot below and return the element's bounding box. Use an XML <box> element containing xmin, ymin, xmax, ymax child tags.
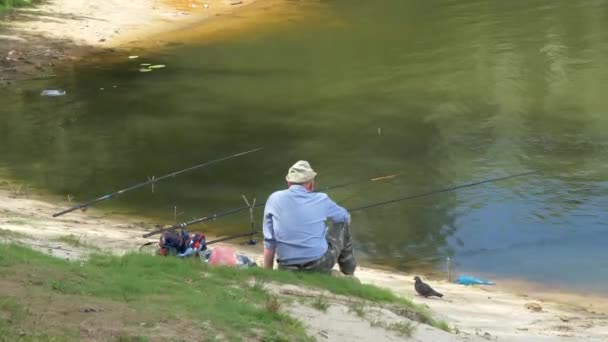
<box><xmin>263</xmin><ymin>185</ymin><xmax>349</xmax><ymax>265</ymax></box>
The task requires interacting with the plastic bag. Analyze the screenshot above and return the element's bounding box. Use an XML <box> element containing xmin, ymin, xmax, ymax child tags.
<box><xmin>200</xmin><ymin>247</ymin><xmax>257</xmax><ymax>268</ymax></box>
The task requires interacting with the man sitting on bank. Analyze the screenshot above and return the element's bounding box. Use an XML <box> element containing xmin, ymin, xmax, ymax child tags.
<box><xmin>262</xmin><ymin>160</ymin><xmax>356</xmax><ymax>275</ymax></box>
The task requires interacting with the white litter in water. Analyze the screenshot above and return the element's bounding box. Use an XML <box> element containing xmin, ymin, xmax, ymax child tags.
<box><xmin>139</xmin><ymin>68</ymin><xmax>152</xmax><ymax>73</ymax></box>
<box><xmin>41</xmin><ymin>90</ymin><xmax>66</xmax><ymax>96</ymax></box>
<box><xmin>129</xmin><ymin>56</ymin><xmax>139</xmax><ymax>59</ymax></box>
<box><xmin>149</xmin><ymin>65</ymin><xmax>166</xmax><ymax>69</ymax></box>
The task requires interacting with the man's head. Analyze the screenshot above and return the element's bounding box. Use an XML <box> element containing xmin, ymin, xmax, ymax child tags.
<box><xmin>286</xmin><ymin>160</ymin><xmax>317</xmax><ymax>191</ymax></box>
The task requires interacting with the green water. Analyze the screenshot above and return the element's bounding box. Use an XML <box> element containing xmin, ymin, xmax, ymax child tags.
<box><xmin>1</xmin><ymin>0</ymin><xmax>607</xmax><ymax>292</ymax></box>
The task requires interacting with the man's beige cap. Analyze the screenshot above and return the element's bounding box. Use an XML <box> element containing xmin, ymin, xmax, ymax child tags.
<box><xmin>285</xmin><ymin>160</ymin><xmax>317</xmax><ymax>183</ymax></box>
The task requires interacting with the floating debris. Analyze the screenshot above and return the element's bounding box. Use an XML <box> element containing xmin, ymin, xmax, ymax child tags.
<box><xmin>140</xmin><ymin>63</ymin><xmax>151</xmax><ymax>66</ymax></box>
<box><xmin>41</xmin><ymin>90</ymin><xmax>66</xmax><ymax>96</ymax></box>
<box><xmin>149</xmin><ymin>64</ymin><xmax>166</xmax><ymax>69</ymax></box>
<box><xmin>139</xmin><ymin>68</ymin><xmax>152</xmax><ymax>73</ymax></box>
<box><xmin>129</xmin><ymin>56</ymin><xmax>139</xmax><ymax>59</ymax></box>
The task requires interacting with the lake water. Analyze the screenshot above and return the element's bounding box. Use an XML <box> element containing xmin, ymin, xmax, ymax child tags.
<box><xmin>1</xmin><ymin>0</ymin><xmax>607</xmax><ymax>293</ymax></box>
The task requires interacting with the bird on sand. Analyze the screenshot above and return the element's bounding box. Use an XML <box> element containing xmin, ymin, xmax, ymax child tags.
<box><xmin>414</xmin><ymin>276</ymin><xmax>443</xmax><ymax>298</ymax></box>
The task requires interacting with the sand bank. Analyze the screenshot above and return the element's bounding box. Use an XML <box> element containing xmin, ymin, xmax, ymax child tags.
<box><xmin>1</xmin><ymin>0</ymin><xmax>317</xmax><ymax>82</ymax></box>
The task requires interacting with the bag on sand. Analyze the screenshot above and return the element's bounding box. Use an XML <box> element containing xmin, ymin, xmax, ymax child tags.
<box><xmin>200</xmin><ymin>246</ymin><xmax>257</xmax><ymax>268</ymax></box>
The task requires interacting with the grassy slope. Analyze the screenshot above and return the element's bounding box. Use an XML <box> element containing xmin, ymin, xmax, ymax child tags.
<box><xmin>0</xmin><ymin>243</ymin><xmax>447</xmax><ymax>340</ymax></box>
<box><xmin>0</xmin><ymin>0</ymin><xmax>34</xmax><ymax>12</ymax></box>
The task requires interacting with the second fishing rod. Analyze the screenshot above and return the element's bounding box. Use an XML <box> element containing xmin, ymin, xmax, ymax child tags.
<box><xmin>142</xmin><ymin>170</ymin><xmax>539</xmax><ymax>238</ymax></box>
<box><xmin>141</xmin><ymin>172</ymin><xmax>402</xmax><ymax>238</ymax></box>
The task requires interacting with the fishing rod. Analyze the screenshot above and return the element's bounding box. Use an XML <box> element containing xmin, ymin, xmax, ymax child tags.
<box><xmin>142</xmin><ymin>170</ymin><xmax>538</xmax><ymax>238</ymax></box>
<box><xmin>143</xmin><ymin>204</ymin><xmax>261</xmax><ymax>238</ymax></box>
<box><xmin>53</xmin><ymin>147</ymin><xmax>264</xmax><ymax>218</ymax></box>
<box><xmin>141</xmin><ymin>172</ymin><xmax>401</xmax><ymax>238</ymax></box>
<box><xmin>348</xmin><ymin>170</ymin><xmax>541</xmax><ymax>213</ymax></box>
<box><xmin>206</xmin><ymin>230</ymin><xmax>258</xmax><ymax>245</ymax></box>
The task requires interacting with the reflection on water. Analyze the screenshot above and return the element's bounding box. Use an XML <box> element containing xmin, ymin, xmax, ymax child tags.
<box><xmin>1</xmin><ymin>0</ymin><xmax>607</xmax><ymax>293</ymax></box>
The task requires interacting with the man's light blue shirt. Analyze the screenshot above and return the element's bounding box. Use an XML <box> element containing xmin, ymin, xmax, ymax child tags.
<box><xmin>263</xmin><ymin>185</ymin><xmax>350</xmax><ymax>265</ymax></box>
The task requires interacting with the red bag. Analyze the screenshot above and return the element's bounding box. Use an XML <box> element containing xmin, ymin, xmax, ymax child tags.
<box><xmin>208</xmin><ymin>246</ymin><xmax>237</xmax><ymax>267</ymax></box>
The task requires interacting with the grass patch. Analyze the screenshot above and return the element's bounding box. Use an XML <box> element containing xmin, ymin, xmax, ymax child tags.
<box><xmin>5</xmin><ymin>219</ymin><xmax>28</xmax><ymax>226</ymax></box>
<box><xmin>232</xmin><ymin>266</ymin><xmax>412</xmax><ymax>304</ymax></box>
<box><xmin>0</xmin><ymin>244</ymin><xmax>308</xmax><ymax>340</ymax></box>
<box><xmin>250</xmin><ymin>278</ymin><xmax>267</xmax><ymax>294</ymax></box>
<box><xmin>348</xmin><ymin>300</ymin><xmax>367</xmax><ymax>317</ymax></box>
<box><xmin>311</xmin><ymin>296</ymin><xmax>330</xmax><ymax>312</ymax></box>
<box><xmin>0</xmin><ymin>228</ymin><xmax>29</xmax><ymax>239</ymax></box>
<box><xmin>435</xmin><ymin>320</ymin><xmax>451</xmax><ymax>333</ymax></box>
<box><xmin>388</xmin><ymin>320</ymin><xmax>417</xmax><ymax>337</ymax></box>
<box><xmin>265</xmin><ymin>295</ymin><xmax>281</xmax><ymax>314</ymax></box>
<box><xmin>369</xmin><ymin>318</ymin><xmax>417</xmax><ymax>337</ymax></box>
<box><xmin>0</xmin><ymin>0</ymin><xmax>37</xmax><ymax>13</ymax></box>
<box><xmin>0</xmin><ymin>243</ymin><xmax>447</xmax><ymax>339</ymax></box>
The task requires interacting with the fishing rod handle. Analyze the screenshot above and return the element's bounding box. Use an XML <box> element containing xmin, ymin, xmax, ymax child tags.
<box><xmin>52</xmin><ymin>204</ymin><xmax>85</xmax><ymax>217</ymax></box>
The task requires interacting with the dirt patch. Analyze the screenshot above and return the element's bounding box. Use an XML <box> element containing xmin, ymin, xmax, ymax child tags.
<box><xmin>265</xmin><ymin>283</ymin><xmax>467</xmax><ymax>342</ymax></box>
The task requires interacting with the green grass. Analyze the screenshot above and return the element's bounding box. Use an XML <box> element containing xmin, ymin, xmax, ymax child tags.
<box><xmin>388</xmin><ymin>320</ymin><xmax>417</xmax><ymax>337</ymax></box>
<box><xmin>311</xmin><ymin>296</ymin><xmax>330</xmax><ymax>312</ymax></box>
<box><xmin>0</xmin><ymin>228</ymin><xmax>29</xmax><ymax>239</ymax></box>
<box><xmin>370</xmin><ymin>318</ymin><xmax>417</xmax><ymax>337</ymax></box>
<box><xmin>0</xmin><ymin>0</ymin><xmax>36</xmax><ymax>12</ymax></box>
<box><xmin>348</xmin><ymin>300</ymin><xmax>367</xmax><ymax>317</ymax></box>
<box><xmin>0</xmin><ymin>243</ymin><xmax>449</xmax><ymax>339</ymax></box>
<box><xmin>435</xmin><ymin>320</ymin><xmax>451</xmax><ymax>333</ymax></box>
<box><xmin>0</xmin><ymin>243</ymin><xmax>309</xmax><ymax>340</ymax></box>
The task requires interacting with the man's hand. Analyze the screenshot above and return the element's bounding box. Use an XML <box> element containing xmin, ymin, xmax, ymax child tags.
<box><xmin>263</xmin><ymin>247</ymin><xmax>276</xmax><ymax>269</ymax></box>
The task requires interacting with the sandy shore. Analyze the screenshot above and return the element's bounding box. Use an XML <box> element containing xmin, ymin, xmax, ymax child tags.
<box><xmin>1</xmin><ymin>0</ymin><xmax>310</xmax><ymax>83</ymax></box>
<box><xmin>0</xmin><ymin>179</ymin><xmax>606</xmax><ymax>341</ymax></box>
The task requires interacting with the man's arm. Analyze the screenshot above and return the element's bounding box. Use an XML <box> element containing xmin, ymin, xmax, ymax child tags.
<box><xmin>263</xmin><ymin>247</ymin><xmax>276</xmax><ymax>269</ymax></box>
<box><xmin>262</xmin><ymin>198</ymin><xmax>277</xmax><ymax>269</ymax></box>
<box><xmin>324</xmin><ymin>194</ymin><xmax>351</xmax><ymax>224</ymax></box>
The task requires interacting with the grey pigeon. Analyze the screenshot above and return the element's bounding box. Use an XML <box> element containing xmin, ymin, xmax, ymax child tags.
<box><xmin>414</xmin><ymin>276</ymin><xmax>443</xmax><ymax>298</ymax></box>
